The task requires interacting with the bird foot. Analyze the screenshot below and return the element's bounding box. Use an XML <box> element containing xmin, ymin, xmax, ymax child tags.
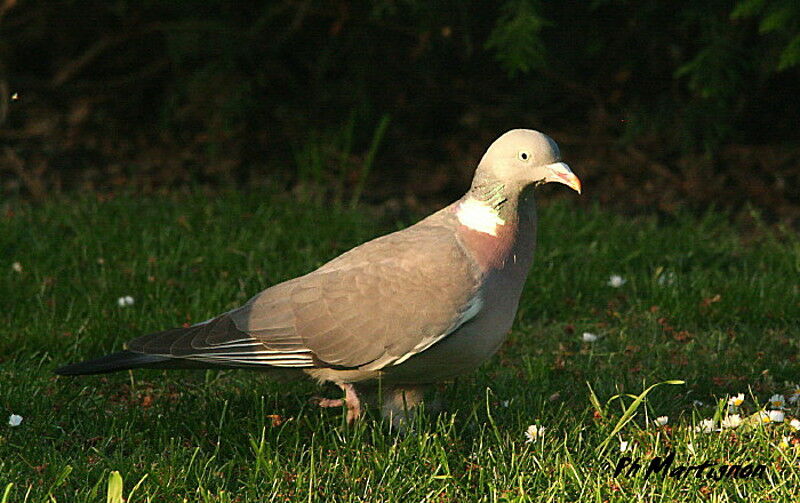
<box><xmin>312</xmin><ymin>397</ymin><xmax>344</xmax><ymax>408</ymax></box>
<box><xmin>313</xmin><ymin>383</ymin><xmax>362</xmax><ymax>424</ymax></box>
<box><xmin>341</xmin><ymin>382</ymin><xmax>362</xmax><ymax>424</ymax></box>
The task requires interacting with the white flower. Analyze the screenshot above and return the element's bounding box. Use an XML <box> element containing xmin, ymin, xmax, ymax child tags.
<box><xmin>768</xmin><ymin>410</ymin><xmax>785</xmax><ymax>423</ymax></box>
<box><xmin>695</xmin><ymin>419</ymin><xmax>716</xmax><ymax>433</ymax></box>
<box><xmin>7</xmin><ymin>414</ymin><xmax>22</xmax><ymax>427</ymax></box>
<box><xmin>11</xmin><ymin>262</ymin><xmax>22</xmax><ymax>273</ymax></box>
<box><xmin>654</xmin><ymin>416</ymin><xmax>669</xmax><ymax>427</ymax></box>
<box><xmin>755</xmin><ymin>410</ymin><xmax>784</xmax><ymax>423</ymax></box>
<box><xmin>117</xmin><ymin>296</ymin><xmax>135</xmax><ymax>307</ymax></box>
<box><xmin>525</xmin><ymin>424</ymin><xmax>545</xmax><ymax>443</ymax></box>
<box><xmin>789</xmin><ymin>418</ymin><xmax>800</xmax><ymax>431</ymax></box>
<box><xmin>607</xmin><ymin>275</ymin><xmax>626</xmax><ymax>288</ymax></box>
<box><xmin>769</xmin><ymin>394</ymin><xmax>786</xmax><ymax>409</ymax></box>
<box><xmin>582</xmin><ymin>332</ymin><xmax>598</xmax><ymax>343</ymax></box>
<box><xmin>619</xmin><ymin>440</ymin><xmax>631</xmax><ymax>452</ymax></box>
<box><xmin>721</xmin><ymin>414</ymin><xmax>742</xmax><ymax>429</ymax></box>
<box><xmin>500</xmin><ymin>400</ymin><xmax>509</xmax><ymax>408</ymax></box>
<box><xmin>692</xmin><ymin>400</ymin><xmax>705</xmax><ymax>407</ymax></box>
<box><xmin>657</xmin><ymin>271</ymin><xmax>676</xmax><ymax>286</ymax></box>
<box><xmin>728</xmin><ymin>393</ymin><xmax>745</xmax><ymax>408</ymax></box>
<box><xmin>780</xmin><ymin>436</ymin><xmax>791</xmax><ymax>449</ymax></box>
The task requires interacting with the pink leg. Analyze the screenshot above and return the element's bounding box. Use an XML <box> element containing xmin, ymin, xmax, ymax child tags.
<box><xmin>312</xmin><ymin>383</ymin><xmax>362</xmax><ymax>424</ymax></box>
<box><xmin>341</xmin><ymin>383</ymin><xmax>362</xmax><ymax>424</ymax></box>
<box><xmin>314</xmin><ymin>397</ymin><xmax>344</xmax><ymax>408</ymax></box>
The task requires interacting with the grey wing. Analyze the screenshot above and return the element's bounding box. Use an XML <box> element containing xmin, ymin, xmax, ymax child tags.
<box><xmin>125</xmin><ymin>307</ymin><xmax>315</xmax><ymax>368</ymax></box>
<box><xmin>127</xmin><ymin>217</ymin><xmax>481</xmax><ymax>371</ymax></box>
<box><xmin>231</xmin><ymin>221</ymin><xmax>482</xmax><ymax>370</ymax></box>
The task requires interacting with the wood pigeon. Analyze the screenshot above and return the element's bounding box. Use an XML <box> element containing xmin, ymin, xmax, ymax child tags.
<box><xmin>56</xmin><ymin>129</ymin><xmax>581</xmax><ymax>425</ymax></box>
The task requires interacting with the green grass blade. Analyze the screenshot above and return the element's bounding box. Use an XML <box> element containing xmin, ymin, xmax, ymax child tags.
<box><xmin>46</xmin><ymin>465</ymin><xmax>73</xmax><ymax>497</ymax></box>
<box><xmin>349</xmin><ymin>114</ymin><xmax>391</xmax><ymax>208</ymax></box>
<box><xmin>106</xmin><ymin>471</ymin><xmax>123</xmax><ymax>503</ymax></box>
<box><xmin>1</xmin><ymin>484</ymin><xmax>13</xmax><ymax>503</ymax></box>
<box><xmin>596</xmin><ymin>380</ymin><xmax>685</xmax><ymax>453</ymax></box>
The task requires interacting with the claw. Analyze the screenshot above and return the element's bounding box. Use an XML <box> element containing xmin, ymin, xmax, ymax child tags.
<box><xmin>312</xmin><ymin>396</ymin><xmax>344</xmax><ymax>408</ymax></box>
<box><xmin>313</xmin><ymin>383</ymin><xmax>362</xmax><ymax>424</ymax></box>
<box><xmin>341</xmin><ymin>383</ymin><xmax>362</xmax><ymax>424</ymax></box>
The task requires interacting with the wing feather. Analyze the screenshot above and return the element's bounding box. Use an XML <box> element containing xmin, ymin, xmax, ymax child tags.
<box><xmin>231</xmin><ymin>213</ymin><xmax>482</xmax><ymax>370</ymax></box>
<box><xmin>127</xmin><ymin>209</ymin><xmax>481</xmax><ymax>372</ymax></box>
<box><xmin>125</xmin><ymin>315</ymin><xmax>314</xmax><ymax>368</ymax></box>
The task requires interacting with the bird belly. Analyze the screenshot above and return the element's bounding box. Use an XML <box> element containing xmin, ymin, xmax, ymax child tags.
<box><xmin>381</xmin><ymin>252</ymin><xmax>531</xmax><ymax>384</ymax></box>
<box><xmin>380</xmin><ymin>320</ymin><xmax>510</xmax><ymax>383</ymax></box>
<box><xmin>381</xmin><ymin>289</ymin><xmax>519</xmax><ymax>384</ymax></box>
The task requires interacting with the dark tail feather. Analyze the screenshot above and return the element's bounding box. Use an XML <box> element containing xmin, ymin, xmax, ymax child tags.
<box><xmin>55</xmin><ymin>351</ymin><xmax>173</xmax><ymax>375</ymax></box>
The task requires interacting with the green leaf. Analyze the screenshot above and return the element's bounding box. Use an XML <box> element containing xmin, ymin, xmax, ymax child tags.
<box><xmin>486</xmin><ymin>0</ymin><xmax>549</xmax><ymax>76</ymax></box>
<box><xmin>586</xmin><ymin>382</ymin><xmax>604</xmax><ymax>418</ymax></box>
<box><xmin>107</xmin><ymin>471</ymin><xmax>124</xmax><ymax>503</ymax></box>
<box><xmin>778</xmin><ymin>34</ymin><xmax>800</xmax><ymax>69</ymax></box>
<box><xmin>758</xmin><ymin>6</ymin><xmax>794</xmax><ymax>33</ymax></box>
<box><xmin>350</xmin><ymin>114</ymin><xmax>391</xmax><ymax>209</ymax></box>
<box><xmin>46</xmin><ymin>465</ymin><xmax>73</xmax><ymax>496</ymax></box>
<box><xmin>731</xmin><ymin>0</ymin><xmax>767</xmax><ymax>19</ymax></box>
<box><xmin>1</xmin><ymin>484</ymin><xmax>13</xmax><ymax>503</ymax></box>
<box><xmin>596</xmin><ymin>380</ymin><xmax>685</xmax><ymax>453</ymax></box>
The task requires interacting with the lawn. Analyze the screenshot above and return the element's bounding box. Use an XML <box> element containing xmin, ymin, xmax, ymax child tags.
<box><xmin>1</xmin><ymin>192</ymin><xmax>799</xmax><ymax>502</ymax></box>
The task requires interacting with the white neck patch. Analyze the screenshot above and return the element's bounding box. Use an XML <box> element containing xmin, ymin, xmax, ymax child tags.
<box><xmin>456</xmin><ymin>198</ymin><xmax>505</xmax><ymax>236</ymax></box>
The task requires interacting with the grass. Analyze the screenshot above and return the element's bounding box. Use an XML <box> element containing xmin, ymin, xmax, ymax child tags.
<box><xmin>1</xmin><ymin>192</ymin><xmax>799</xmax><ymax>502</ymax></box>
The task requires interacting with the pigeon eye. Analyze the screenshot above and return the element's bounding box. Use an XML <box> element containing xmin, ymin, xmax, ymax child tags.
<box><xmin>518</xmin><ymin>151</ymin><xmax>530</xmax><ymax>161</ymax></box>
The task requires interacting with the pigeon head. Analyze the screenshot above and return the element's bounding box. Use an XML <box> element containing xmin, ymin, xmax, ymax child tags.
<box><xmin>457</xmin><ymin>129</ymin><xmax>581</xmax><ymax>238</ymax></box>
<box><xmin>473</xmin><ymin>129</ymin><xmax>581</xmax><ymax>194</ymax></box>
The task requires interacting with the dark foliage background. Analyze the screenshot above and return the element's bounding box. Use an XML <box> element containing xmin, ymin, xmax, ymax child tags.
<box><xmin>1</xmin><ymin>0</ymin><xmax>798</xmax><ymax>223</ymax></box>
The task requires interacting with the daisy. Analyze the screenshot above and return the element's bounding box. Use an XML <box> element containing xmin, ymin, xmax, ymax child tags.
<box><xmin>525</xmin><ymin>424</ymin><xmax>545</xmax><ymax>443</ymax></box>
<box><xmin>789</xmin><ymin>418</ymin><xmax>800</xmax><ymax>431</ymax></box>
<box><xmin>728</xmin><ymin>393</ymin><xmax>745</xmax><ymax>412</ymax></box>
<box><xmin>721</xmin><ymin>414</ymin><xmax>742</xmax><ymax>429</ymax></box>
<box><xmin>768</xmin><ymin>410</ymin><xmax>785</xmax><ymax>423</ymax></box>
<box><xmin>695</xmin><ymin>419</ymin><xmax>716</xmax><ymax>433</ymax></box>
<box><xmin>619</xmin><ymin>440</ymin><xmax>632</xmax><ymax>452</ymax></box>
<box><xmin>117</xmin><ymin>296</ymin><xmax>135</xmax><ymax>307</ymax></box>
<box><xmin>7</xmin><ymin>414</ymin><xmax>22</xmax><ymax>427</ymax></box>
<box><xmin>654</xmin><ymin>416</ymin><xmax>669</xmax><ymax>427</ymax></box>
<box><xmin>607</xmin><ymin>275</ymin><xmax>626</xmax><ymax>288</ymax></box>
<box><xmin>582</xmin><ymin>332</ymin><xmax>598</xmax><ymax>343</ymax></box>
<box><xmin>769</xmin><ymin>394</ymin><xmax>786</xmax><ymax>409</ymax></box>
<box><xmin>657</xmin><ymin>271</ymin><xmax>676</xmax><ymax>286</ymax></box>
